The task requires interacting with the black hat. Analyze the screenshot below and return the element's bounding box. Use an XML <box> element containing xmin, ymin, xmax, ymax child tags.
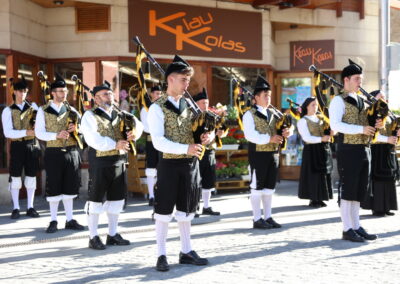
<box><xmin>150</xmin><ymin>85</ymin><xmax>162</xmax><ymax>92</ymax></box>
<box><xmin>93</xmin><ymin>80</ymin><xmax>112</xmax><ymax>95</ymax></box>
<box><xmin>50</xmin><ymin>73</ymin><xmax>67</xmax><ymax>89</ymax></box>
<box><xmin>341</xmin><ymin>58</ymin><xmax>363</xmax><ymax>80</ymax></box>
<box><xmin>253</xmin><ymin>75</ymin><xmax>270</xmax><ymax>95</ymax></box>
<box><xmin>300</xmin><ymin>97</ymin><xmax>317</xmax><ymax>118</ymax></box>
<box><xmin>165</xmin><ymin>55</ymin><xmax>191</xmax><ymax>79</ymax></box>
<box><xmin>193</xmin><ymin>88</ymin><xmax>208</xmax><ymax>102</ymax></box>
<box><xmin>13</xmin><ymin>75</ymin><xmax>28</xmax><ymax>90</ymax></box>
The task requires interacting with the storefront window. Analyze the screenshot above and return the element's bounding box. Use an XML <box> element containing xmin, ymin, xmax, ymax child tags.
<box><xmin>211</xmin><ymin>66</ymin><xmax>266</xmax><ymax>106</ymax></box>
<box><xmin>0</xmin><ymin>54</ymin><xmax>7</xmax><ymax>168</ymax></box>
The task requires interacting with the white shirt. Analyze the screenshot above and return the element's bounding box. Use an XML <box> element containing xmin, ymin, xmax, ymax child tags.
<box><xmin>140</xmin><ymin>107</ymin><xmax>150</xmax><ymax>133</ymax></box>
<box><xmin>147</xmin><ymin>96</ymin><xmax>190</xmax><ymax>155</ymax></box>
<box><xmin>243</xmin><ymin>105</ymin><xmax>271</xmax><ymax>144</ymax></box>
<box><xmin>35</xmin><ymin>102</ymin><xmax>80</xmax><ymax>142</ymax></box>
<box><xmin>297</xmin><ymin>115</ymin><xmax>322</xmax><ymax>144</ymax></box>
<box><xmin>329</xmin><ymin>93</ymin><xmax>364</xmax><ymax>134</ymax></box>
<box><xmin>1</xmin><ymin>102</ymin><xmax>38</xmax><ymax>139</ymax></box>
<box><xmin>80</xmin><ymin>108</ymin><xmax>143</xmax><ymax>152</ymax></box>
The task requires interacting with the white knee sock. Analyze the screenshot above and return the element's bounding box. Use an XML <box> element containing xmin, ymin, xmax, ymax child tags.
<box><xmin>351</xmin><ymin>201</ymin><xmax>361</xmax><ymax>230</ymax></box>
<box><xmin>62</xmin><ymin>199</ymin><xmax>74</xmax><ymax>222</ymax></box>
<box><xmin>250</xmin><ymin>191</ymin><xmax>262</xmax><ymax>221</ymax></box>
<box><xmin>107</xmin><ymin>213</ymin><xmax>119</xmax><ymax>236</ymax></box>
<box><xmin>147</xmin><ymin>176</ymin><xmax>156</xmax><ymax>199</ymax></box>
<box><xmin>155</xmin><ymin>219</ymin><xmax>169</xmax><ymax>256</ymax></box>
<box><xmin>178</xmin><ymin>221</ymin><xmax>192</xmax><ymax>254</ymax></box>
<box><xmin>87</xmin><ymin>214</ymin><xmax>100</xmax><ymax>239</ymax></box>
<box><xmin>261</xmin><ymin>194</ymin><xmax>272</xmax><ymax>219</ymax></box>
<box><xmin>340</xmin><ymin>199</ymin><xmax>353</xmax><ymax>231</ymax></box>
<box><xmin>26</xmin><ymin>188</ymin><xmax>36</xmax><ymax>209</ymax></box>
<box><xmin>202</xmin><ymin>189</ymin><xmax>212</xmax><ymax>209</ymax></box>
<box><xmin>11</xmin><ymin>189</ymin><xmax>20</xmax><ymax>210</ymax></box>
<box><xmin>49</xmin><ymin>201</ymin><xmax>59</xmax><ymax>222</ymax></box>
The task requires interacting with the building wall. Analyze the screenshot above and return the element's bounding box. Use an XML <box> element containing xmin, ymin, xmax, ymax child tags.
<box><xmin>8</xmin><ymin>0</ymin><xmax>47</xmax><ymax>57</ymax></box>
<box><xmin>273</xmin><ymin>0</ymin><xmax>379</xmax><ymax>91</ymax></box>
<box><xmin>0</xmin><ymin>0</ymin><xmax>11</xmax><ymax>49</ymax></box>
<box><xmin>2</xmin><ymin>0</ymin><xmax>380</xmax><ymax>91</ymax></box>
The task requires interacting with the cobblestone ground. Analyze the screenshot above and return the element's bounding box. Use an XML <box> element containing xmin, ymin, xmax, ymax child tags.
<box><xmin>0</xmin><ymin>181</ymin><xmax>399</xmax><ymax>284</ymax></box>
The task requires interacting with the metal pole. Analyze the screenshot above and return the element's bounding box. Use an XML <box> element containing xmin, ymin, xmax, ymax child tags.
<box><xmin>379</xmin><ymin>0</ymin><xmax>389</xmax><ymax>98</ymax></box>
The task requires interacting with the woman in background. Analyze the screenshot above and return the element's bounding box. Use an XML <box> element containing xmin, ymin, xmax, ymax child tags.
<box><xmin>297</xmin><ymin>97</ymin><xmax>333</xmax><ymax>208</ymax></box>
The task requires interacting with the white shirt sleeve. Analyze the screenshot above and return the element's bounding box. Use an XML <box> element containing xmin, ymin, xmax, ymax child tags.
<box><xmin>243</xmin><ymin>110</ymin><xmax>270</xmax><ymax>144</ymax></box>
<box><xmin>140</xmin><ymin>108</ymin><xmax>149</xmax><ymax>133</ymax></box>
<box><xmin>147</xmin><ymin>103</ymin><xmax>189</xmax><ymax>155</ymax></box>
<box><xmin>329</xmin><ymin>96</ymin><xmax>364</xmax><ymax>134</ymax></box>
<box><xmin>133</xmin><ymin>115</ymin><xmax>144</xmax><ymax>141</ymax></box>
<box><xmin>297</xmin><ymin>118</ymin><xmax>322</xmax><ymax>144</ymax></box>
<box><xmin>376</xmin><ymin>133</ymin><xmax>389</xmax><ymax>143</ymax></box>
<box><xmin>1</xmin><ymin>107</ymin><xmax>28</xmax><ymax>139</ymax></box>
<box><xmin>31</xmin><ymin>103</ymin><xmax>39</xmax><ymax>111</ymax></box>
<box><xmin>80</xmin><ymin>111</ymin><xmax>117</xmax><ymax>151</ymax></box>
<box><xmin>34</xmin><ymin>107</ymin><xmax>58</xmax><ymax>141</ymax></box>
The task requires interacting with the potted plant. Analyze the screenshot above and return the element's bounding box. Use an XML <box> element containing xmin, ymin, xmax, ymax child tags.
<box><xmin>220</xmin><ymin>136</ymin><xmax>239</xmax><ymax>150</ymax></box>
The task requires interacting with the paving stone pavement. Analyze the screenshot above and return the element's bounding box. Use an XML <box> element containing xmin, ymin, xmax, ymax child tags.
<box><xmin>0</xmin><ymin>181</ymin><xmax>399</xmax><ymax>284</ymax></box>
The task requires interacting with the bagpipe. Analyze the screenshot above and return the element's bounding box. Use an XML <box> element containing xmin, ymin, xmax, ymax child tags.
<box><xmin>309</xmin><ymin>65</ymin><xmax>390</xmax><ymax>143</ymax></box>
<box><xmin>233</xmin><ymin>78</ymin><xmax>292</xmax><ymax>150</ymax></box>
<box><xmin>113</xmin><ymin>102</ymin><xmax>138</xmax><ymax>155</ymax></box>
<box><xmin>71</xmin><ymin>75</ymin><xmax>91</xmax><ymax>116</ymax></box>
<box><xmin>62</xmin><ymin>100</ymin><xmax>84</xmax><ymax>150</ymax></box>
<box><xmin>232</xmin><ymin>78</ymin><xmax>252</xmax><ymax>131</ymax></box>
<box><xmin>285</xmin><ymin>98</ymin><xmax>301</xmax><ymax>121</ymax></box>
<box><xmin>37</xmin><ymin>71</ymin><xmax>52</xmax><ymax>104</ymax></box>
<box><xmin>133</xmin><ymin>36</ymin><xmax>221</xmax><ymax>159</ymax></box>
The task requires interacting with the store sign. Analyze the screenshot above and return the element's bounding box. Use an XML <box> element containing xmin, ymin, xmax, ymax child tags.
<box><xmin>128</xmin><ymin>0</ymin><xmax>262</xmax><ymax>59</ymax></box>
<box><xmin>290</xmin><ymin>40</ymin><xmax>334</xmax><ymax>71</ymax></box>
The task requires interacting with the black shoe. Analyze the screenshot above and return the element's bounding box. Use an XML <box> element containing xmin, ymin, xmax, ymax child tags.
<box><xmin>202</xmin><ymin>207</ymin><xmax>220</xmax><ymax>216</ymax></box>
<box><xmin>355</xmin><ymin>227</ymin><xmax>378</xmax><ymax>240</ymax></box>
<box><xmin>319</xmin><ymin>201</ymin><xmax>327</xmax><ymax>207</ymax></box>
<box><xmin>156</xmin><ymin>255</ymin><xmax>169</xmax><ymax>272</ymax></box>
<box><xmin>11</xmin><ymin>209</ymin><xmax>20</xmax><ymax>219</ymax></box>
<box><xmin>46</xmin><ymin>221</ymin><xmax>58</xmax><ymax>233</ymax></box>
<box><xmin>148</xmin><ymin>198</ymin><xmax>154</xmax><ymax>206</ymax></box>
<box><xmin>106</xmin><ymin>233</ymin><xmax>130</xmax><ymax>245</ymax></box>
<box><xmin>65</xmin><ymin>219</ymin><xmax>84</xmax><ymax>230</ymax></box>
<box><xmin>342</xmin><ymin>229</ymin><xmax>365</xmax><ymax>242</ymax></box>
<box><xmin>179</xmin><ymin>250</ymin><xmax>208</xmax><ymax>266</ymax></box>
<box><xmin>386</xmin><ymin>211</ymin><xmax>395</xmax><ymax>216</ymax></box>
<box><xmin>89</xmin><ymin>236</ymin><xmax>106</xmax><ymax>250</ymax></box>
<box><xmin>253</xmin><ymin>218</ymin><xmax>273</xmax><ymax>229</ymax></box>
<box><xmin>26</xmin><ymin>208</ymin><xmax>40</xmax><ymax>218</ymax></box>
<box><xmin>265</xmin><ymin>217</ymin><xmax>282</xmax><ymax>228</ymax></box>
<box><xmin>309</xmin><ymin>201</ymin><xmax>320</xmax><ymax>208</ymax></box>
<box><xmin>372</xmin><ymin>211</ymin><xmax>385</xmax><ymax>217</ymax></box>
<box><xmin>194</xmin><ymin>213</ymin><xmax>200</xmax><ymax>218</ymax></box>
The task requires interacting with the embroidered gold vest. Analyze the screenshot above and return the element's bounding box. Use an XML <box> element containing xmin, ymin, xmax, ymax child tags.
<box><xmin>43</xmin><ymin>101</ymin><xmax>77</xmax><ymax>148</ymax></box>
<box><xmin>92</xmin><ymin>108</ymin><xmax>125</xmax><ymax>157</ymax></box>
<box><xmin>340</xmin><ymin>94</ymin><xmax>370</xmax><ymax>145</ymax></box>
<box><xmin>10</xmin><ymin>103</ymin><xmax>35</xmax><ymax>140</ymax></box>
<box><xmin>304</xmin><ymin>117</ymin><xmax>324</xmax><ymax>144</ymax></box>
<box><xmin>156</xmin><ymin>96</ymin><xmax>194</xmax><ymax>159</ymax></box>
<box><xmin>249</xmin><ymin>108</ymin><xmax>279</xmax><ymax>152</ymax></box>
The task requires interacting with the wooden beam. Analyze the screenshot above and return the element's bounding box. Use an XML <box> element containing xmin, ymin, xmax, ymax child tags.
<box><xmin>336</xmin><ymin>0</ymin><xmax>343</xmax><ymax>17</ymax></box>
<box><xmin>359</xmin><ymin>0</ymin><xmax>365</xmax><ymax>19</ymax></box>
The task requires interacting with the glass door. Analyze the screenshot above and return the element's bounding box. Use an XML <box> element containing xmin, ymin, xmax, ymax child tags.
<box><xmin>276</xmin><ymin>73</ymin><xmax>314</xmax><ymax>180</ymax></box>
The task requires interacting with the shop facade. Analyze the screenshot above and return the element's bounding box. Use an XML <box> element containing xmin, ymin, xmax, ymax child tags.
<box><xmin>0</xmin><ymin>0</ymin><xmax>381</xmax><ymax>200</ymax></box>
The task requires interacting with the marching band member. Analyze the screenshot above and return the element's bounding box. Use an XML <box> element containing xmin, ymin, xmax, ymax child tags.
<box><xmin>297</xmin><ymin>97</ymin><xmax>333</xmax><ymax>207</ymax></box>
<box><xmin>81</xmin><ymin>81</ymin><xmax>143</xmax><ymax>250</ymax></box>
<box><xmin>35</xmin><ymin>74</ymin><xmax>84</xmax><ymax>233</ymax></box>
<box><xmin>1</xmin><ymin>77</ymin><xmax>40</xmax><ymax>219</ymax></box>
<box><xmin>243</xmin><ymin>75</ymin><xmax>292</xmax><ymax>230</ymax></box>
